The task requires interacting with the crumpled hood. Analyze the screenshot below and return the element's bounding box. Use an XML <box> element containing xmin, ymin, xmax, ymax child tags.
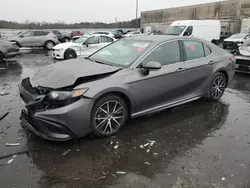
<box><xmin>31</xmin><ymin>58</ymin><xmax>120</xmax><ymax>89</ymax></box>
<box><xmin>53</xmin><ymin>42</ymin><xmax>80</xmax><ymax>49</ymax></box>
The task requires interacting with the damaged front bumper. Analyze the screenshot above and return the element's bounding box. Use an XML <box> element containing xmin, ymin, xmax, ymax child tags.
<box><xmin>19</xmin><ymin>78</ymin><xmax>93</xmax><ymax>141</ymax></box>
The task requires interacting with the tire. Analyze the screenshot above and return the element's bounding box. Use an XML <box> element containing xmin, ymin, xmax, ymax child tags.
<box><xmin>207</xmin><ymin>72</ymin><xmax>227</xmax><ymax>101</ymax></box>
<box><xmin>90</xmin><ymin>95</ymin><xmax>128</xmax><ymax>137</ymax></box>
<box><xmin>64</xmin><ymin>37</ymin><xmax>70</xmax><ymax>43</ymax></box>
<box><xmin>0</xmin><ymin>52</ymin><xmax>4</xmax><ymax>63</ymax></box>
<box><xmin>44</xmin><ymin>41</ymin><xmax>55</xmax><ymax>50</ymax></box>
<box><xmin>64</xmin><ymin>49</ymin><xmax>77</xmax><ymax>60</ymax></box>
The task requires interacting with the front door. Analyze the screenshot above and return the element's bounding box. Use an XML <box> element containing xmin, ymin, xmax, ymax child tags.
<box><xmin>19</xmin><ymin>31</ymin><xmax>34</xmax><ymax>47</ymax></box>
<box><xmin>80</xmin><ymin>36</ymin><xmax>99</xmax><ymax>55</ymax></box>
<box><xmin>129</xmin><ymin>40</ymin><xmax>188</xmax><ymax>115</ymax></box>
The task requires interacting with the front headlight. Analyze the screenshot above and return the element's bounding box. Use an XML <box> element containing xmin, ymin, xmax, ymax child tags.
<box><xmin>49</xmin><ymin>88</ymin><xmax>88</xmax><ymax>100</ymax></box>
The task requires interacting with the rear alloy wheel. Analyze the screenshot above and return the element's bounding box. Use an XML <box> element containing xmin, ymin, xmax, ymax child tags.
<box><xmin>64</xmin><ymin>49</ymin><xmax>77</xmax><ymax>60</ymax></box>
<box><xmin>44</xmin><ymin>41</ymin><xmax>55</xmax><ymax>50</ymax></box>
<box><xmin>209</xmin><ymin>73</ymin><xmax>227</xmax><ymax>101</ymax></box>
<box><xmin>91</xmin><ymin>95</ymin><xmax>128</xmax><ymax>137</ymax></box>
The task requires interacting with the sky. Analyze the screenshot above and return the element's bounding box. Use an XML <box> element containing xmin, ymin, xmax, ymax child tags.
<box><xmin>0</xmin><ymin>0</ymin><xmax>225</xmax><ymax>23</ymax></box>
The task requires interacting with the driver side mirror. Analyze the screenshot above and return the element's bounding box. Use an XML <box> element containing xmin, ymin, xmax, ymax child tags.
<box><xmin>19</xmin><ymin>35</ymin><xmax>24</xmax><ymax>38</ymax></box>
<box><xmin>141</xmin><ymin>61</ymin><xmax>161</xmax><ymax>75</ymax></box>
<box><xmin>143</xmin><ymin>61</ymin><xmax>162</xmax><ymax>70</ymax></box>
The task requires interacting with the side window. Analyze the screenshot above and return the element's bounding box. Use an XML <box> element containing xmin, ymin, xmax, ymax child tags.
<box><xmin>203</xmin><ymin>44</ymin><xmax>212</xmax><ymax>56</ymax></box>
<box><xmin>183</xmin><ymin>26</ymin><xmax>193</xmax><ymax>36</ymax></box>
<box><xmin>142</xmin><ymin>41</ymin><xmax>180</xmax><ymax>66</ymax></box>
<box><xmin>85</xmin><ymin>37</ymin><xmax>98</xmax><ymax>45</ymax></box>
<box><xmin>34</xmin><ymin>31</ymin><xmax>46</xmax><ymax>36</ymax></box>
<box><xmin>22</xmin><ymin>31</ymin><xmax>33</xmax><ymax>37</ymax></box>
<box><xmin>99</xmin><ymin>36</ymin><xmax>113</xmax><ymax>43</ymax></box>
<box><xmin>183</xmin><ymin>40</ymin><xmax>205</xmax><ymax>61</ymax></box>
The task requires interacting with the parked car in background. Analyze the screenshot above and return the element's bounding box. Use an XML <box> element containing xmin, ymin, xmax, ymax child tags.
<box><xmin>19</xmin><ymin>35</ymin><xmax>235</xmax><ymax>141</ymax></box>
<box><xmin>52</xmin><ymin>34</ymin><xmax>115</xmax><ymax>60</ymax></box>
<box><xmin>71</xmin><ymin>35</ymin><xmax>82</xmax><ymax>42</ymax></box>
<box><xmin>51</xmin><ymin>30</ymin><xmax>70</xmax><ymax>43</ymax></box>
<box><xmin>123</xmin><ymin>30</ymin><xmax>136</xmax><ymax>35</ymax></box>
<box><xmin>220</xmin><ymin>31</ymin><xmax>232</xmax><ymax>42</ymax></box>
<box><xmin>165</xmin><ymin>20</ymin><xmax>221</xmax><ymax>44</ymax></box>
<box><xmin>235</xmin><ymin>39</ymin><xmax>250</xmax><ymax>73</ymax></box>
<box><xmin>124</xmin><ymin>30</ymin><xmax>142</xmax><ymax>38</ymax></box>
<box><xmin>0</xmin><ymin>40</ymin><xmax>19</xmax><ymax>62</ymax></box>
<box><xmin>223</xmin><ymin>33</ymin><xmax>250</xmax><ymax>49</ymax></box>
<box><xmin>70</xmin><ymin>31</ymin><xmax>83</xmax><ymax>39</ymax></box>
<box><xmin>8</xmin><ymin>30</ymin><xmax>59</xmax><ymax>50</ymax></box>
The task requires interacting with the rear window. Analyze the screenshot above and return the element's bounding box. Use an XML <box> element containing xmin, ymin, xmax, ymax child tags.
<box><xmin>183</xmin><ymin>40</ymin><xmax>205</xmax><ymax>60</ymax></box>
<box><xmin>203</xmin><ymin>44</ymin><xmax>212</xmax><ymax>56</ymax></box>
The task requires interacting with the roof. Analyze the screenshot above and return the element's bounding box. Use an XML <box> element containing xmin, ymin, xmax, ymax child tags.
<box><xmin>126</xmin><ymin>35</ymin><xmax>180</xmax><ymax>42</ymax></box>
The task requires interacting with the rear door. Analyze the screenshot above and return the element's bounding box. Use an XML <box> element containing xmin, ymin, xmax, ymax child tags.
<box><xmin>80</xmin><ymin>36</ymin><xmax>99</xmax><ymax>54</ymax></box>
<box><xmin>33</xmin><ymin>31</ymin><xmax>49</xmax><ymax>46</ymax></box>
<box><xmin>130</xmin><ymin>40</ymin><xmax>188</xmax><ymax>114</ymax></box>
<box><xmin>19</xmin><ymin>31</ymin><xmax>34</xmax><ymax>47</ymax></box>
<box><xmin>180</xmin><ymin>40</ymin><xmax>214</xmax><ymax>97</ymax></box>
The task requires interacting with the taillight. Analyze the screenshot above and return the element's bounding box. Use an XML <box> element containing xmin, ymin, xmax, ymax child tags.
<box><xmin>53</xmin><ymin>35</ymin><xmax>57</xmax><ymax>39</ymax></box>
<box><xmin>230</xmin><ymin>56</ymin><xmax>236</xmax><ymax>63</ymax></box>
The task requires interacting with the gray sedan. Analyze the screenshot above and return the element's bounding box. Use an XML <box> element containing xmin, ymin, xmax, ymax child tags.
<box><xmin>19</xmin><ymin>35</ymin><xmax>235</xmax><ymax>141</ymax></box>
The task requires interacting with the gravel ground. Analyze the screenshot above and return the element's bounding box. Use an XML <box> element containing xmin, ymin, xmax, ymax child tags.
<box><xmin>0</xmin><ymin>49</ymin><xmax>250</xmax><ymax>188</ymax></box>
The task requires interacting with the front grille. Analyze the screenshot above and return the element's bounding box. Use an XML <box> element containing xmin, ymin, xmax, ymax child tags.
<box><xmin>236</xmin><ymin>59</ymin><xmax>250</xmax><ymax>66</ymax></box>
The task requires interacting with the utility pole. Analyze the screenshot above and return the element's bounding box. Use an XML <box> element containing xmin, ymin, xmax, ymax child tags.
<box><xmin>236</xmin><ymin>0</ymin><xmax>242</xmax><ymax>32</ymax></box>
<box><xmin>136</xmin><ymin>0</ymin><xmax>138</xmax><ymax>30</ymax></box>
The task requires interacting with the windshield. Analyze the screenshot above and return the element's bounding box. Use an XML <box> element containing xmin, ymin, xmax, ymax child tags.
<box><xmin>89</xmin><ymin>39</ymin><xmax>152</xmax><ymax>67</ymax></box>
<box><xmin>74</xmin><ymin>36</ymin><xmax>89</xmax><ymax>44</ymax></box>
<box><xmin>165</xmin><ymin>25</ymin><xmax>187</xmax><ymax>35</ymax></box>
<box><xmin>229</xmin><ymin>34</ymin><xmax>247</xmax><ymax>39</ymax></box>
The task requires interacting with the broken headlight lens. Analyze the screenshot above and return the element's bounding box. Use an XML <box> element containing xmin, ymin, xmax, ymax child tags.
<box><xmin>48</xmin><ymin>88</ymin><xmax>88</xmax><ymax>100</ymax></box>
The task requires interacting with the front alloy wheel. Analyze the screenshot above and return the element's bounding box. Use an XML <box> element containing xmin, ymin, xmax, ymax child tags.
<box><xmin>209</xmin><ymin>73</ymin><xmax>227</xmax><ymax>101</ymax></box>
<box><xmin>91</xmin><ymin>95</ymin><xmax>128</xmax><ymax>137</ymax></box>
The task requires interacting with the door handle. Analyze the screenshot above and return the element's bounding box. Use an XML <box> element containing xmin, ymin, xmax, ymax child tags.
<box><xmin>176</xmin><ymin>67</ymin><xmax>185</xmax><ymax>72</ymax></box>
<box><xmin>208</xmin><ymin>60</ymin><xmax>215</xmax><ymax>65</ymax></box>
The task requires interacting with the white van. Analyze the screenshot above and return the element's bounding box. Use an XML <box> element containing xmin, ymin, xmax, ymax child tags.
<box><xmin>165</xmin><ymin>20</ymin><xmax>221</xmax><ymax>43</ymax></box>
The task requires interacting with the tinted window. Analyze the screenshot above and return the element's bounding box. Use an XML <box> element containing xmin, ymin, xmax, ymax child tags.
<box><xmin>183</xmin><ymin>41</ymin><xmax>205</xmax><ymax>61</ymax></box>
<box><xmin>34</xmin><ymin>31</ymin><xmax>47</xmax><ymax>36</ymax></box>
<box><xmin>99</xmin><ymin>36</ymin><xmax>113</xmax><ymax>43</ymax></box>
<box><xmin>22</xmin><ymin>31</ymin><xmax>33</xmax><ymax>37</ymax></box>
<box><xmin>142</xmin><ymin>41</ymin><xmax>180</xmax><ymax>66</ymax></box>
<box><xmin>203</xmin><ymin>44</ymin><xmax>212</xmax><ymax>56</ymax></box>
<box><xmin>85</xmin><ymin>36</ymin><xmax>98</xmax><ymax>44</ymax></box>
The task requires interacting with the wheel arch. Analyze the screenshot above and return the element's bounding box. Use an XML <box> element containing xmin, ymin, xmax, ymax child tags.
<box><xmin>217</xmin><ymin>69</ymin><xmax>229</xmax><ymax>87</ymax></box>
<box><xmin>92</xmin><ymin>90</ymin><xmax>132</xmax><ymax>118</ymax></box>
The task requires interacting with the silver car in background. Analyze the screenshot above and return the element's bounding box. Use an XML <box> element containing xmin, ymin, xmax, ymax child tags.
<box><xmin>8</xmin><ymin>30</ymin><xmax>59</xmax><ymax>50</ymax></box>
<box><xmin>19</xmin><ymin>35</ymin><xmax>235</xmax><ymax>141</ymax></box>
